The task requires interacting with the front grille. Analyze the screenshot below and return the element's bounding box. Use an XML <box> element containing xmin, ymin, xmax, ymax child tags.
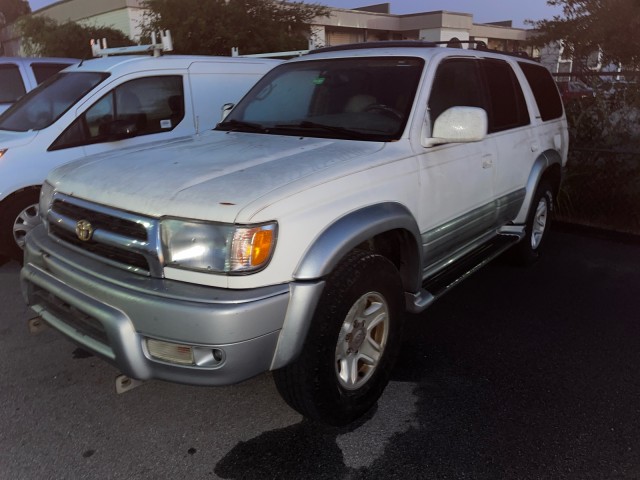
<box><xmin>50</xmin><ymin>223</ymin><xmax>149</xmax><ymax>270</ymax></box>
<box><xmin>47</xmin><ymin>194</ymin><xmax>161</xmax><ymax>276</ymax></box>
<box><xmin>53</xmin><ymin>200</ymin><xmax>147</xmax><ymax>240</ymax></box>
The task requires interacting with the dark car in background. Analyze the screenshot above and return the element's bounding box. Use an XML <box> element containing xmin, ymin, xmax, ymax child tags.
<box><xmin>556</xmin><ymin>80</ymin><xmax>596</xmax><ymax>104</ymax></box>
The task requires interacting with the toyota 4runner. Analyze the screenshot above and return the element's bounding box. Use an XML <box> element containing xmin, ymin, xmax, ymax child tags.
<box><xmin>21</xmin><ymin>41</ymin><xmax>568</xmax><ymax>426</ymax></box>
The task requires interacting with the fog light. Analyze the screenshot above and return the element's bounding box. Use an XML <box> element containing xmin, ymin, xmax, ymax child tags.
<box><xmin>146</xmin><ymin>338</ymin><xmax>195</xmax><ymax>365</ymax></box>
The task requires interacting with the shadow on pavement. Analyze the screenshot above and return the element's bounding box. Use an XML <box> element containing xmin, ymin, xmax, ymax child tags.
<box><xmin>215</xmin><ymin>230</ymin><xmax>640</xmax><ymax>479</ymax></box>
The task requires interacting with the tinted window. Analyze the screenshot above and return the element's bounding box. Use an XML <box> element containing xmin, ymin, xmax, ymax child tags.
<box><xmin>31</xmin><ymin>62</ymin><xmax>73</xmax><ymax>84</ymax></box>
<box><xmin>0</xmin><ymin>64</ymin><xmax>26</xmax><ymax>103</ymax></box>
<box><xmin>0</xmin><ymin>72</ymin><xmax>108</xmax><ymax>132</ymax></box>
<box><xmin>480</xmin><ymin>59</ymin><xmax>530</xmax><ymax>133</ymax></box>
<box><xmin>51</xmin><ymin>76</ymin><xmax>184</xmax><ymax>150</ymax></box>
<box><xmin>518</xmin><ymin>62</ymin><xmax>563</xmax><ymax>121</ymax></box>
<box><xmin>428</xmin><ymin>58</ymin><xmax>486</xmax><ymax>126</ymax></box>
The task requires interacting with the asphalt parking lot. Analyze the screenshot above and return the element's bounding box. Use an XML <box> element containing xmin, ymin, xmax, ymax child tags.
<box><xmin>1</xmin><ymin>226</ymin><xmax>639</xmax><ymax>479</ymax></box>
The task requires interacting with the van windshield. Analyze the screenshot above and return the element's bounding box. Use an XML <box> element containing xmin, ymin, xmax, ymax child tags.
<box><xmin>216</xmin><ymin>57</ymin><xmax>424</xmax><ymax>142</ymax></box>
<box><xmin>0</xmin><ymin>71</ymin><xmax>109</xmax><ymax>132</ymax></box>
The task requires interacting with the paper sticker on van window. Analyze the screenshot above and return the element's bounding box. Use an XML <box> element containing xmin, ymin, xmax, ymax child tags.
<box><xmin>160</xmin><ymin>119</ymin><xmax>172</xmax><ymax>129</ymax></box>
<box><xmin>313</xmin><ymin>77</ymin><xmax>325</xmax><ymax>85</ymax></box>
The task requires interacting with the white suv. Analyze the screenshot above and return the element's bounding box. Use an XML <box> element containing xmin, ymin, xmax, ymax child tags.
<box><xmin>0</xmin><ymin>54</ymin><xmax>280</xmax><ymax>261</ymax></box>
<box><xmin>22</xmin><ymin>41</ymin><xmax>568</xmax><ymax>426</ymax></box>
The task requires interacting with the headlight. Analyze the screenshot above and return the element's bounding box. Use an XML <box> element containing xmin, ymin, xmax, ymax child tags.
<box><xmin>161</xmin><ymin>219</ymin><xmax>277</xmax><ymax>274</ymax></box>
<box><xmin>0</xmin><ymin>148</ymin><xmax>7</xmax><ymax>159</ymax></box>
<box><xmin>39</xmin><ymin>181</ymin><xmax>55</xmax><ymax>222</ymax></box>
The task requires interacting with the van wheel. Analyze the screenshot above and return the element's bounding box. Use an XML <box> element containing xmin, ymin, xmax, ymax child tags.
<box><xmin>513</xmin><ymin>180</ymin><xmax>553</xmax><ymax>265</ymax></box>
<box><xmin>273</xmin><ymin>250</ymin><xmax>404</xmax><ymax>426</ymax></box>
<box><xmin>0</xmin><ymin>189</ymin><xmax>41</xmax><ymax>263</ymax></box>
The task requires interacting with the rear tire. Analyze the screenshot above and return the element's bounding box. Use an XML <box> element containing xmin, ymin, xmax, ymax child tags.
<box><xmin>0</xmin><ymin>189</ymin><xmax>41</xmax><ymax>263</ymax></box>
<box><xmin>274</xmin><ymin>250</ymin><xmax>404</xmax><ymax>426</ymax></box>
<box><xmin>512</xmin><ymin>180</ymin><xmax>553</xmax><ymax>265</ymax></box>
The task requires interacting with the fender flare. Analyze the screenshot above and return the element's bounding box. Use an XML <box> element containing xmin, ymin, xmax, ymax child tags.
<box><xmin>271</xmin><ymin>203</ymin><xmax>423</xmax><ymax>370</ymax></box>
<box><xmin>513</xmin><ymin>150</ymin><xmax>563</xmax><ymax>224</ymax></box>
<box><xmin>293</xmin><ymin>202</ymin><xmax>423</xmax><ymax>292</ymax></box>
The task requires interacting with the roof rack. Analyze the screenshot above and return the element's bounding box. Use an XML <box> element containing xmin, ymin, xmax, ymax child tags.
<box><xmin>91</xmin><ymin>31</ymin><xmax>173</xmax><ymax>58</ymax></box>
<box><xmin>307</xmin><ymin>39</ymin><xmax>530</xmax><ymax>59</ymax></box>
<box><xmin>231</xmin><ymin>40</ymin><xmax>315</xmax><ymax>58</ymax></box>
<box><xmin>308</xmin><ymin>40</ymin><xmax>437</xmax><ymax>54</ymax></box>
<box><xmin>231</xmin><ymin>47</ymin><xmax>309</xmax><ymax>58</ymax></box>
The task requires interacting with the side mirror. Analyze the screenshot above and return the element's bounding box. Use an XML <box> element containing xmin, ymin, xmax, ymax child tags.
<box><xmin>221</xmin><ymin>103</ymin><xmax>235</xmax><ymax>120</ymax></box>
<box><xmin>422</xmin><ymin>106</ymin><xmax>487</xmax><ymax>147</ymax></box>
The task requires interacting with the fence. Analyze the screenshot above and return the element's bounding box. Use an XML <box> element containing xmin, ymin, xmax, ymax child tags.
<box><xmin>553</xmin><ymin>71</ymin><xmax>640</xmax><ymax>235</ymax></box>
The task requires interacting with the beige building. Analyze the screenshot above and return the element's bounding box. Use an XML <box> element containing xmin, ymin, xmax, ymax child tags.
<box><xmin>2</xmin><ymin>1</ymin><xmax>532</xmax><ymax>57</ymax></box>
<box><xmin>312</xmin><ymin>4</ymin><xmax>529</xmax><ymax>54</ymax></box>
<box><xmin>38</xmin><ymin>0</ymin><xmax>146</xmax><ymax>39</ymax></box>
<box><xmin>1</xmin><ymin>0</ymin><xmax>146</xmax><ymax>55</ymax></box>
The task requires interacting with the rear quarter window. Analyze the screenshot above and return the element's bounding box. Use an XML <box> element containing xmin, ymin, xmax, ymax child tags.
<box><xmin>518</xmin><ymin>62</ymin><xmax>564</xmax><ymax>121</ymax></box>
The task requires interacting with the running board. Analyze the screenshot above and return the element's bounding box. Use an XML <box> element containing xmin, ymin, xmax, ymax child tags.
<box><xmin>421</xmin><ymin>233</ymin><xmax>522</xmax><ymax>301</ymax></box>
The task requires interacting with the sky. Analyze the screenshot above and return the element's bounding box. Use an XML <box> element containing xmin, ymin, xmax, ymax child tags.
<box><xmin>27</xmin><ymin>0</ymin><xmax>563</xmax><ymax>29</ymax></box>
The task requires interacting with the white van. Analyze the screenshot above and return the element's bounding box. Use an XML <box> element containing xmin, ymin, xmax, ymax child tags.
<box><xmin>0</xmin><ymin>57</ymin><xmax>79</xmax><ymax>114</ymax></box>
<box><xmin>0</xmin><ymin>54</ymin><xmax>280</xmax><ymax>261</ymax></box>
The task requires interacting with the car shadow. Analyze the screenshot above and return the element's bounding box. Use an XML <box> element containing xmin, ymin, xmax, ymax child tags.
<box><xmin>215</xmin><ymin>231</ymin><xmax>640</xmax><ymax>479</ymax></box>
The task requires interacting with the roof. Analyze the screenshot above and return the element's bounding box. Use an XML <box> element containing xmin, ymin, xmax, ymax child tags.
<box><xmin>63</xmin><ymin>54</ymin><xmax>281</xmax><ymax>75</ymax></box>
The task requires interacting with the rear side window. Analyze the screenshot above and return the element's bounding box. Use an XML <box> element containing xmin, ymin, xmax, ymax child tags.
<box><xmin>518</xmin><ymin>62</ymin><xmax>564</xmax><ymax>121</ymax></box>
<box><xmin>428</xmin><ymin>57</ymin><xmax>486</xmax><ymax>126</ymax></box>
<box><xmin>480</xmin><ymin>59</ymin><xmax>530</xmax><ymax>133</ymax></box>
<box><xmin>0</xmin><ymin>63</ymin><xmax>26</xmax><ymax>103</ymax></box>
<box><xmin>31</xmin><ymin>62</ymin><xmax>73</xmax><ymax>84</ymax></box>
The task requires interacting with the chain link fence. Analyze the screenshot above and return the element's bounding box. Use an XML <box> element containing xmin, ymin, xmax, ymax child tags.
<box><xmin>554</xmin><ymin>72</ymin><xmax>640</xmax><ymax>235</ymax></box>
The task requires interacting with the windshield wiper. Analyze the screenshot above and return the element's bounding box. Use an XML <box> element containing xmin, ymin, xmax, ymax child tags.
<box><xmin>216</xmin><ymin>119</ymin><xmax>268</xmax><ymax>133</ymax></box>
<box><xmin>274</xmin><ymin>121</ymin><xmax>370</xmax><ymax>139</ymax></box>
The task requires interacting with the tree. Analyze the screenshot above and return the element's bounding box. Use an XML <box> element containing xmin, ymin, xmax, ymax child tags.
<box><xmin>18</xmin><ymin>15</ymin><xmax>133</xmax><ymax>58</ymax></box>
<box><xmin>140</xmin><ymin>0</ymin><xmax>329</xmax><ymax>56</ymax></box>
<box><xmin>0</xmin><ymin>0</ymin><xmax>30</xmax><ymax>26</ymax></box>
<box><xmin>529</xmin><ymin>0</ymin><xmax>640</xmax><ymax>69</ymax></box>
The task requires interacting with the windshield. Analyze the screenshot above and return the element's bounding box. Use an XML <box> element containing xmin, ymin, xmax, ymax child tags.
<box><xmin>216</xmin><ymin>57</ymin><xmax>424</xmax><ymax>141</ymax></box>
<box><xmin>0</xmin><ymin>71</ymin><xmax>109</xmax><ymax>132</ymax></box>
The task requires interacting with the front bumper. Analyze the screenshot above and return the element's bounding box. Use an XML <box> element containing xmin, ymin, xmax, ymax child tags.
<box><xmin>21</xmin><ymin>225</ymin><xmax>294</xmax><ymax>386</ymax></box>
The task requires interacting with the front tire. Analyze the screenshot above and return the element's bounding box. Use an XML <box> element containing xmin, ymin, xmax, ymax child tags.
<box><xmin>0</xmin><ymin>189</ymin><xmax>41</xmax><ymax>263</ymax></box>
<box><xmin>274</xmin><ymin>250</ymin><xmax>404</xmax><ymax>426</ymax></box>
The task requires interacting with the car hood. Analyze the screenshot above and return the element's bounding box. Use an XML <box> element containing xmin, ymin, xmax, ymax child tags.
<box><xmin>0</xmin><ymin>129</ymin><xmax>39</xmax><ymax>149</ymax></box>
<box><xmin>50</xmin><ymin>130</ymin><xmax>386</xmax><ymax>223</ymax></box>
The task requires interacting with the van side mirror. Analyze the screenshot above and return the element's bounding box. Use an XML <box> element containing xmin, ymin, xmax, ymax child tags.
<box><xmin>422</xmin><ymin>106</ymin><xmax>487</xmax><ymax>147</ymax></box>
<box><xmin>221</xmin><ymin>103</ymin><xmax>235</xmax><ymax>120</ymax></box>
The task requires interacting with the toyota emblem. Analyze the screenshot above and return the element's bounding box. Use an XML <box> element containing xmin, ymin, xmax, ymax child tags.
<box><xmin>75</xmin><ymin>219</ymin><xmax>94</xmax><ymax>242</ymax></box>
